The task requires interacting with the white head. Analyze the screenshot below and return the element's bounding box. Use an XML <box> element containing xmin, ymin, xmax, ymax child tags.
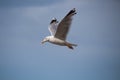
<box><xmin>41</xmin><ymin>36</ymin><xmax>51</xmax><ymax>44</ymax></box>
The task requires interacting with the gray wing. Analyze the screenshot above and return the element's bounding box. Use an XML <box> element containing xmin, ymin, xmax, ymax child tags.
<box><xmin>54</xmin><ymin>8</ymin><xmax>76</xmax><ymax>40</ymax></box>
<box><xmin>48</xmin><ymin>18</ymin><xmax>58</xmax><ymax>36</ymax></box>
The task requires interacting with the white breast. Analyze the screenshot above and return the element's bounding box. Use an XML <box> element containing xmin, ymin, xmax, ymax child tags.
<box><xmin>49</xmin><ymin>37</ymin><xmax>65</xmax><ymax>46</ymax></box>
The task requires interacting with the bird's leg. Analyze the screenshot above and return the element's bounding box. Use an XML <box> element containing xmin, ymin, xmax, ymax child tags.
<box><xmin>67</xmin><ymin>45</ymin><xmax>74</xmax><ymax>49</ymax></box>
<box><xmin>65</xmin><ymin>42</ymin><xmax>74</xmax><ymax>49</ymax></box>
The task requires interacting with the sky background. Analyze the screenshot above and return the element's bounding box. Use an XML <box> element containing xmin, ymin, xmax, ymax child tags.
<box><xmin>0</xmin><ymin>0</ymin><xmax>120</xmax><ymax>80</ymax></box>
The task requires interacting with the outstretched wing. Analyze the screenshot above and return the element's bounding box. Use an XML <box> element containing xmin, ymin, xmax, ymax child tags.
<box><xmin>54</xmin><ymin>8</ymin><xmax>76</xmax><ymax>40</ymax></box>
<box><xmin>48</xmin><ymin>18</ymin><xmax>58</xmax><ymax>36</ymax></box>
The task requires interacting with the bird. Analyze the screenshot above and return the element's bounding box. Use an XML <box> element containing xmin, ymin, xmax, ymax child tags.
<box><xmin>41</xmin><ymin>8</ymin><xmax>77</xmax><ymax>49</ymax></box>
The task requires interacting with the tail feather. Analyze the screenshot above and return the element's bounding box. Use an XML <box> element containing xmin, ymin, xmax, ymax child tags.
<box><xmin>71</xmin><ymin>43</ymin><xmax>77</xmax><ymax>47</ymax></box>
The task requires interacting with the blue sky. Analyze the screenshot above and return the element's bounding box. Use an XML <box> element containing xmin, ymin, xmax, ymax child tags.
<box><xmin>0</xmin><ymin>0</ymin><xmax>120</xmax><ymax>80</ymax></box>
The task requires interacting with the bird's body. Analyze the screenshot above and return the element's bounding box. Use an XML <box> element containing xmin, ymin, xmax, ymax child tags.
<box><xmin>41</xmin><ymin>8</ymin><xmax>77</xmax><ymax>49</ymax></box>
<box><xmin>46</xmin><ymin>36</ymin><xmax>65</xmax><ymax>46</ymax></box>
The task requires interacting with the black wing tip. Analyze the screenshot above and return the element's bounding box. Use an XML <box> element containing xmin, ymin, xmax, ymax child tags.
<box><xmin>72</xmin><ymin>8</ymin><xmax>76</xmax><ymax>12</ymax></box>
<box><xmin>66</xmin><ymin>8</ymin><xmax>77</xmax><ymax>16</ymax></box>
<box><xmin>71</xmin><ymin>8</ymin><xmax>77</xmax><ymax>14</ymax></box>
<box><xmin>50</xmin><ymin>18</ymin><xmax>58</xmax><ymax>24</ymax></box>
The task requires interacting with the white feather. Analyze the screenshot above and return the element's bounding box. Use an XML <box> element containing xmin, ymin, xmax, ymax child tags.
<box><xmin>48</xmin><ymin>21</ymin><xmax>58</xmax><ymax>36</ymax></box>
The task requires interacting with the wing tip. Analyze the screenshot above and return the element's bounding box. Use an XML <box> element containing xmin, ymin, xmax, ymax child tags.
<box><xmin>66</xmin><ymin>8</ymin><xmax>77</xmax><ymax>16</ymax></box>
<box><xmin>50</xmin><ymin>18</ymin><xmax>58</xmax><ymax>24</ymax></box>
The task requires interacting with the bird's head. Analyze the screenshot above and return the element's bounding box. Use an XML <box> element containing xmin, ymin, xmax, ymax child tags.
<box><xmin>41</xmin><ymin>36</ymin><xmax>50</xmax><ymax>44</ymax></box>
<box><xmin>41</xmin><ymin>37</ymin><xmax>49</xmax><ymax>44</ymax></box>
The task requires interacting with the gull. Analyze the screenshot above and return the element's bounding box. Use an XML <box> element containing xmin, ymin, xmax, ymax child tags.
<box><xmin>41</xmin><ymin>8</ymin><xmax>77</xmax><ymax>49</ymax></box>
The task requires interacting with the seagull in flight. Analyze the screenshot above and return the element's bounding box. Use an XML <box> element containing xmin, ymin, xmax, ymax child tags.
<box><xmin>41</xmin><ymin>8</ymin><xmax>77</xmax><ymax>49</ymax></box>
